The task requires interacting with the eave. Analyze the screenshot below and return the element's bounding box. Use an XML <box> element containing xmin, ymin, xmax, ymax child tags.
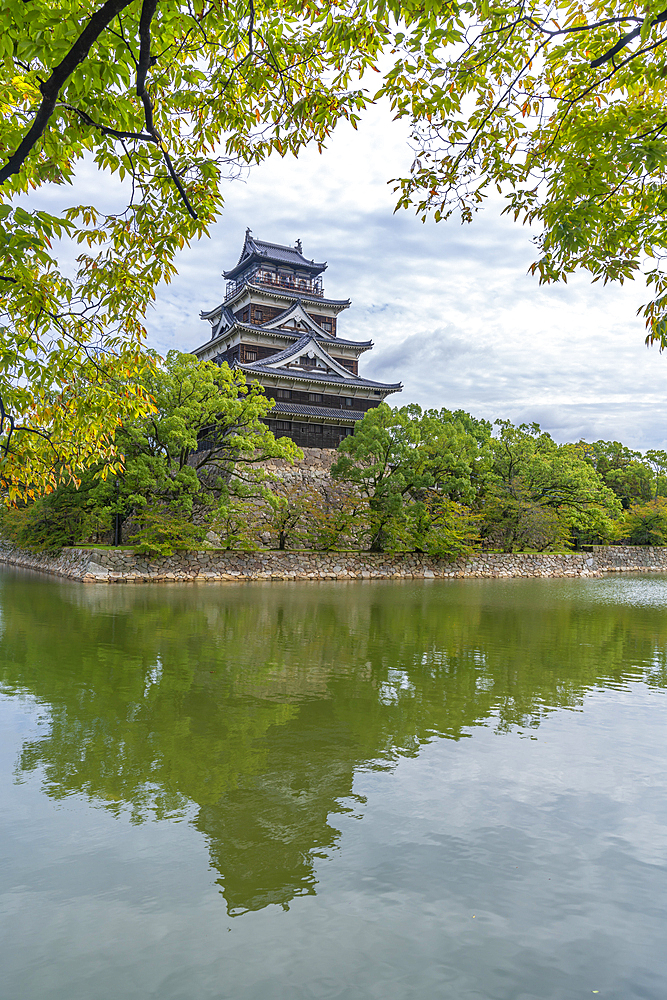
<box><xmin>221</xmin><ymin>282</ymin><xmax>351</xmax><ymax>312</ymax></box>
<box><xmin>238</xmin><ymin>362</ymin><xmax>402</xmax><ymax>394</ymax></box>
<box><xmin>268</xmin><ymin>401</ymin><xmax>364</xmax><ymax>423</ymax></box>
<box><xmin>192</xmin><ymin>323</ymin><xmax>374</xmax><ymax>358</ymax></box>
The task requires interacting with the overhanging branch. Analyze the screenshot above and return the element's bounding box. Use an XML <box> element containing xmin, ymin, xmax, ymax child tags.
<box><xmin>135</xmin><ymin>0</ymin><xmax>198</xmax><ymax>219</ymax></box>
<box><xmin>0</xmin><ymin>0</ymin><xmax>135</xmax><ymax>185</ymax></box>
<box><xmin>591</xmin><ymin>8</ymin><xmax>667</xmax><ymax>67</ymax></box>
<box><xmin>60</xmin><ymin>103</ymin><xmax>157</xmax><ymax>143</ymax></box>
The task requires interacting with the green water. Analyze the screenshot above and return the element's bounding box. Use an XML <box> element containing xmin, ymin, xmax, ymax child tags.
<box><xmin>1</xmin><ymin>570</ymin><xmax>666</xmax><ymax>1000</ymax></box>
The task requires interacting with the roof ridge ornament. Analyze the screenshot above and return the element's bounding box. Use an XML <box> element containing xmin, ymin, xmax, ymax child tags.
<box><xmin>295</xmin><ymin>238</ymin><xmax>302</xmax><ymax>253</ymax></box>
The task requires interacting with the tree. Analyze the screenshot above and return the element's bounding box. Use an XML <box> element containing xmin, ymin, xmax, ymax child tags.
<box><xmin>482</xmin><ymin>422</ymin><xmax>622</xmax><ymax>551</ymax></box>
<box><xmin>253</xmin><ymin>478</ymin><xmax>309</xmax><ymax>550</ymax></box>
<box><xmin>331</xmin><ymin>403</ymin><xmax>490</xmax><ymax>552</ymax></box>
<box><xmin>0</xmin><ymin>0</ymin><xmax>388</xmax><ymax>495</ymax></box>
<box><xmin>381</xmin><ymin>0</ymin><xmax>667</xmax><ymax>347</ymax></box>
<box><xmin>578</xmin><ymin>439</ymin><xmax>654</xmax><ymax>507</ymax></box>
<box><xmin>296</xmin><ymin>479</ymin><xmax>368</xmax><ymax>551</ymax></box>
<box><xmin>0</xmin><ymin>467</ymin><xmax>112</xmax><ymax>550</ymax></box>
<box><xmin>402</xmin><ymin>492</ymin><xmax>481</xmax><ymax>559</ymax></box>
<box><xmin>112</xmin><ymin>351</ymin><xmax>300</xmax><ymax>543</ymax></box>
<box><xmin>621</xmin><ymin>498</ymin><xmax>667</xmax><ymax>543</ymax></box>
<box><xmin>1</xmin><ymin>351</ymin><xmax>298</xmax><ymax>551</ymax></box>
<box><xmin>645</xmin><ymin>448</ymin><xmax>667</xmax><ymax>498</ymax></box>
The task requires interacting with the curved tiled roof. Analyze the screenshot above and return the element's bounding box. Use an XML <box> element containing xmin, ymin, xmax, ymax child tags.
<box><xmin>269</xmin><ymin>401</ymin><xmax>365</xmax><ymax>421</ymax></box>
<box><xmin>194</xmin><ymin>324</ymin><xmax>373</xmax><ymax>358</ymax></box>
<box><xmin>223</xmin><ymin>232</ymin><xmax>326</xmax><ymax>279</ymax></box>
<box><xmin>239</xmin><ymin>360</ymin><xmax>402</xmax><ymax>392</ymax></box>
<box><xmin>247</xmin><ymin>333</ymin><xmax>317</xmax><ymax>367</ymax></box>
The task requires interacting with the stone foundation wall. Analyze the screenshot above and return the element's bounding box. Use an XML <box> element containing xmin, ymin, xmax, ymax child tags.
<box><xmin>590</xmin><ymin>545</ymin><xmax>667</xmax><ymax>571</ymax></box>
<box><xmin>2</xmin><ymin>542</ymin><xmax>667</xmax><ymax>583</ymax></box>
<box><xmin>255</xmin><ymin>447</ymin><xmax>336</xmax><ymax>483</ymax></box>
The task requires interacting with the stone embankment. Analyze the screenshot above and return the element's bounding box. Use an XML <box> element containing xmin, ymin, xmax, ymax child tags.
<box><xmin>2</xmin><ymin>543</ymin><xmax>667</xmax><ymax>583</ymax></box>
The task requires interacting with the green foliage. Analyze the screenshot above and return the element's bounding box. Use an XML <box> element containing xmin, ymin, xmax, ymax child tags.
<box><xmin>481</xmin><ymin>422</ymin><xmax>622</xmax><ymax>551</ymax></box>
<box><xmin>299</xmin><ymin>480</ymin><xmax>369</xmax><ymax>552</ymax></box>
<box><xmin>332</xmin><ymin>403</ymin><xmax>491</xmax><ymax>553</ymax></box>
<box><xmin>210</xmin><ymin>498</ymin><xmax>259</xmax><ymax>551</ymax></box>
<box><xmin>645</xmin><ymin>449</ymin><xmax>667</xmax><ymax>499</ymax></box>
<box><xmin>127</xmin><ymin>507</ymin><xmax>206</xmax><ymax>557</ymax></box>
<box><xmin>117</xmin><ymin>350</ymin><xmax>298</xmax><ymax>517</ymax></box>
<box><xmin>0</xmin><ymin>351</ymin><xmax>298</xmax><ymax>552</ymax></box>
<box><xmin>7</xmin><ymin>387</ymin><xmax>667</xmax><ymax>556</ymax></box>
<box><xmin>0</xmin><ymin>469</ymin><xmax>112</xmax><ymax>551</ymax></box>
<box><xmin>620</xmin><ymin>499</ymin><xmax>667</xmax><ymax>545</ymax></box>
<box><xmin>253</xmin><ymin>479</ymin><xmax>309</xmax><ymax>551</ymax></box>
<box><xmin>6</xmin><ymin>0</ymin><xmax>667</xmax><ymax>497</ymax></box>
<box><xmin>481</xmin><ymin>493</ymin><xmax>570</xmax><ymax>554</ymax></box>
<box><xmin>578</xmin><ymin>440</ymin><xmax>655</xmax><ymax>507</ymax></box>
<box><xmin>379</xmin><ymin>0</ymin><xmax>667</xmax><ymax>346</ymax></box>
<box><xmin>403</xmin><ymin>494</ymin><xmax>480</xmax><ymax>559</ymax></box>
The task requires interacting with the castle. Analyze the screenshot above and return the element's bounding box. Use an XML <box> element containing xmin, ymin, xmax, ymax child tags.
<box><xmin>192</xmin><ymin>231</ymin><xmax>402</xmax><ymax>447</ymax></box>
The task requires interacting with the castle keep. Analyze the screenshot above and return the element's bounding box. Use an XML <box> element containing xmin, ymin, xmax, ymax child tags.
<box><xmin>192</xmin><ymin>231</ymin><xmax>402</xmax><ymax>447</ymax></box>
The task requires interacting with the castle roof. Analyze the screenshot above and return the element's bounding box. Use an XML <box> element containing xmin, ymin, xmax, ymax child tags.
<box><xmin>246</xmin><ymin>333</ymin><xmax>353</xmax><ymax>378</ymax></box>
<box><xmin>236</xmin><ymin>333</ymin><xmax>401</xmax><ymax>392</ymax></box>
<box><xmin>270</xmin><ymin>401</ymin><xmax>368</xmax><ymax>421</ymax></box>
<box><xmin>239</xmin><ymin>362</ymin><xmax>401</xmax><ymax>393</ymax></box>
<box><xmin>223</xmin><ymin>230</ymin><xmax>326</xmax><ymax>280</ymax></box>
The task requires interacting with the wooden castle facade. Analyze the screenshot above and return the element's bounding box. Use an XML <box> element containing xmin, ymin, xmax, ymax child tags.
<box><xmin>192</xmin><ymin>231</ymin><xmax>402</xmax><ymax>448</ymax></box>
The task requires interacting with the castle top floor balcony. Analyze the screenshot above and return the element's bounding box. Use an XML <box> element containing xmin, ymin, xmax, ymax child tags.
<box><xmin>225</xmin><ymin>267</ymin><xmax>324</xmax><ymax>301</ymax></box>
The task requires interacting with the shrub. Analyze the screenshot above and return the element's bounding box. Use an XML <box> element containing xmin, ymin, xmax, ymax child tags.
<box><xmin>127</xmin><ymin>507</ymin><xmax>206</xmax><ymax>557</ymax></box>
<box><xmin>620</xmin><ymin>500</ymin><xmax>667</xmax><ymax>546</ymax></box>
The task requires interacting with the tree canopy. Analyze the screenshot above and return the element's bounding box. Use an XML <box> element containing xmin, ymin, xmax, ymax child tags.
<box><xmin>381</xmin><ymin>0</ymin><xmax>667</xmax><ymax>345</ymax></box>
<box><xmin>0</xmin><ymin>351</ymin><xmax>298</xmax><ymax>553</ymax></box>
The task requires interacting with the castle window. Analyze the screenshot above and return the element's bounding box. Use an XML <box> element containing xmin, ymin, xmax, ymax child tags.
<box><xmin>344</xmin><ymin>397</ymin><xmax>354</xmax><ymax>407</ymax></box>
<box><xmin>275</xmin><ymin>388</ymin><xmax>291</xmax><ymax>399</ymax></box>
<box><xmin>253</xmin><ymin>308</ymin><xmax>263</xmax><ymax>323</ymax></box>
<box><xmin>321</xmin><ymin>319</ymin><xmax>332</xmax><ymax>332</ymax></box>
<box><xmin>245</xmin><ymin>349</ymin><xmax>257</xmax><ymax>362</ymax></box>
<box><xmin>275</xmin><ymin>420</ymin><xmax>292</xmax><ymax>431</ymax></box>
<box><xmin>309</xmin><ymin>393</ymin><xmax>323</xmax><ymax>404</ymax></box>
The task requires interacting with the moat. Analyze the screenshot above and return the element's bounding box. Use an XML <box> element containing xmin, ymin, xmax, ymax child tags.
<box><xmin>1</xmin><ymin>569</ymin><xmax>666</xmax><ymax>999</ymax></box>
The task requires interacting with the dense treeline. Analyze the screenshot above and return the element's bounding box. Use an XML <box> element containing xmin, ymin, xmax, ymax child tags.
<box><xmin>3</xmin><ymin>353</ymin><xmax>667</xmax><ymax>556</ymax></box>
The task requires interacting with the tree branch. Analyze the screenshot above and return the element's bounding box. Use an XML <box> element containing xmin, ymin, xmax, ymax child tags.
<box><xmin>591</xmin><ymin>8</ymin><xmax>667</xmax><ymax>67</ymax></box>
<box><xmin>135</xmin><ymin>0</ymin><xmax>198</xmax><ymax>219</ymax></box>
<box><xmin>0</xmin><ymin>0</ymin><xmax>135</xmax><ymax>185</ymax></box>
<box><xmin>60</xmin><ymin>103</ymin><xmax>157</xmax><ymax>143</ymax></box>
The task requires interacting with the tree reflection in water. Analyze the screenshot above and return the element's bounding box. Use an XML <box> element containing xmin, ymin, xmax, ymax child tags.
<box><xmin>1</xmin><ymin>572</ymin><xmax>666</xmax><ymax>915</ymax></box>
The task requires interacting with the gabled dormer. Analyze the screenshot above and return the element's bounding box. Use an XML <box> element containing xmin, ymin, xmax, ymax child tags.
<box><xmin>260</xmin><ymin>300</ymin><xmax>333</xmax><ymax>337</ymax></box>
<box><xmin>248</xmin><ymin>334</ymin><xmax>357</xmax><ymax>380</ymax></box>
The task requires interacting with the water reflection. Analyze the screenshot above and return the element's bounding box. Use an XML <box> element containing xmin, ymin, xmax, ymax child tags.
<box><xmin>1</xmin><ymin>571</ymin><xmax>666</xmax><ymax>917</ymax></box>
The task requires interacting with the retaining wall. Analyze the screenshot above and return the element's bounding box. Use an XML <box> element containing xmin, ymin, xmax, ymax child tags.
<box><xmin>2</xmin><ymin>543</ymin><xmax>667</xmax><ymax>583</ymax></box>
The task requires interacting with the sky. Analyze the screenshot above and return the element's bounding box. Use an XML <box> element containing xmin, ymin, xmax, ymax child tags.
<box><xmin>24</xmin><ymin>99</ymin><xmax>667</xmax><ymax>450</ymax></box>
